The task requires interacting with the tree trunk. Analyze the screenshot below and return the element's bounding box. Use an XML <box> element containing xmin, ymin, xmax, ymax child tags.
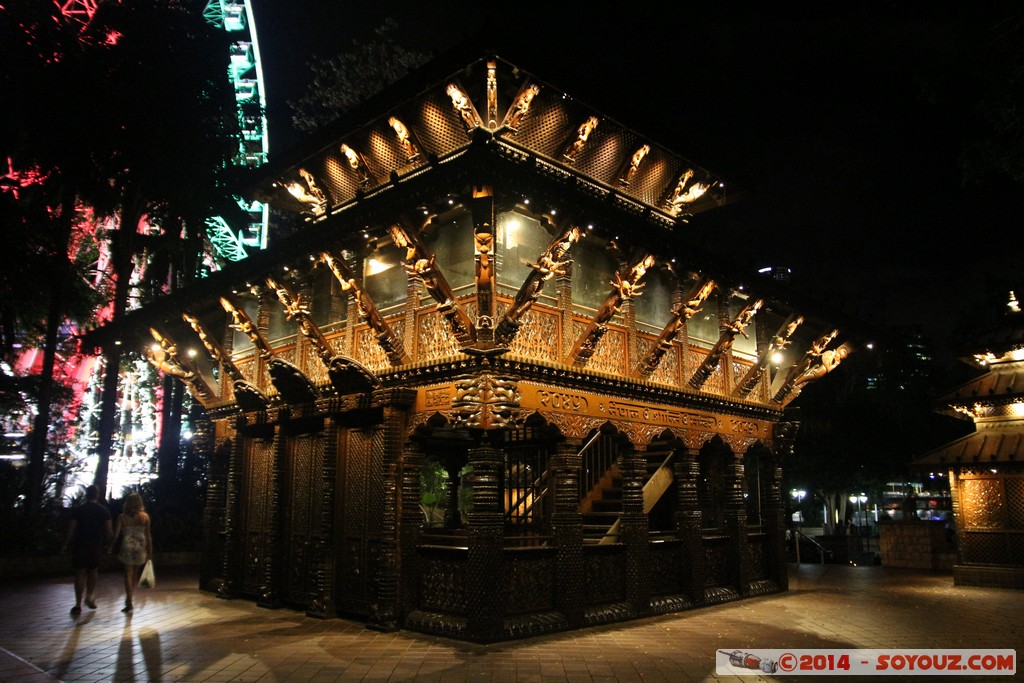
<box><xmin>25</xmin><ymin>186</ymin><xmax>76</xmax><ymax>513</ymax></box>
<box><xmin>157</xmin><ymin>374</ymin><xmax>184</xmax><ymax>485</ymax></box>
<box><xmin>93</xmin><ymin>197</ymin><xmax>141</xmax><ymax>498</ymax></box>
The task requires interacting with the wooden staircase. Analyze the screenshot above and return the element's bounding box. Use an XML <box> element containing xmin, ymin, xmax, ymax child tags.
<box><xmin>579</xmin><ymin>449</ymin><xmax>676</xmax><ymax>545</ymax></box>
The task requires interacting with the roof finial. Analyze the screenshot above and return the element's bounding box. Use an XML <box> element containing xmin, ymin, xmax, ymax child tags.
<box><xmin>1010</xmin><ymin>291</ymin><xmax>1020</xmax><ymax>314</ymax></box>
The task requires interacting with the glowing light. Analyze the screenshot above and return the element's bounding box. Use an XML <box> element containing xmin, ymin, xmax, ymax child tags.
<box><xmin>771</xmin><ymin>352</ymin><xmax>785</xmax><ymax>365</ymax></box>
<box><xmin>187</xmin><ymin>349</ymin><xmax>197</xmax><ymax>358</ymax></box>
<box><xmin>366</xmin><ymin>258</ymin><xmax>392</xmax><ymax>276</ymax></box>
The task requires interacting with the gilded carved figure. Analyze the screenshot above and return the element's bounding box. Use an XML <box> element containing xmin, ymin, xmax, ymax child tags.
<box><xmin>619</xmin><ymin>144</ymin><xmax>650</xmax><ymax>186</ymax></box>
<box><xmin>446</xmin><ymin>83</ymin><xmax>479</xmax><ymax>131</ymax></box>
<box><xmin>388</xmin><ymin>116</ymin><xmax>420</xmax><ymax>161</ymax></box>
<box><xmin>504</xmin><ymin>84</ymin><xmax>540</xmax><ymax>129</ymax></box>
<box><xmin>563</xmin><ymin>116</ymin><xmax>599</xmax><ymax>161</ymax></box>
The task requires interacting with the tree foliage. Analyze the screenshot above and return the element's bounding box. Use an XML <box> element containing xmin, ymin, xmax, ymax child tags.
<box><xmin>289</xmin><ymin>19</ymin><xmax>429</xmax><ymax>132</ymax></box>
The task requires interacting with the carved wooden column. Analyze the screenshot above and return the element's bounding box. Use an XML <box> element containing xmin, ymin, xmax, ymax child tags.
<box><xmin>308</xmin><ymin>408</ymin><xmax>339</xmax><ymax>618</ymax></box>
<box><xmin>551</xmin><ymin>438</ymin><xmax>584</xmax><ymax>627</ymax></box>
<box><xmin>717</xmin><ymin>294</ymin><xmax>732</xmax><ymax>393</ymax></box>
<box><xmin>368</xmin><ymin>388</ymin><xmax>415</xmax><ymax>631</ymax></box>
<box><xmin>722</xmin><ymin>436</ymin><xmax>753</xmax><ymax>597</ymax></box>
<box><xmin>259</xmin><ymin>409</ymin><xmax>286</xmax><ymax>608</ymax></box>
<box><xmin>399</xmin><ymin>439</ymin><xmax>426</xmax><ymax>621</ymax></box>
<box><xmin>463</xmin><ymin>438</ymin><xmax>505</xmax><ymax>641</ymax></box>
<box><xmin>557</xmin><ymin>260</ymin><xmax>574</xmax><ymax>360</ymax></box>
<box><xmin>472</xmin><ymin>185</ymin><xmax>496</xmax><ymax>345</ymax></box>
<box><xmin>342</xmin><ymin>252</ymin><xmax>363</xmax><ymax>358</ymax></box>
<box><xmin>218</xmin><ymin>413</ymin><xmax>246</xmax><ymax>599</ymax></box>
<box><xmin>675</xmin><ymin>436</ymin><xmax>705</xmax><ymax>604</ymax></box>
<box><xmin>256</xmin><ymin>291</ymin><xmax>272</xmax><ymax>392</ymax></box>
<box><xmin>769</xmin><ymin>422</ymin><xmax>798</xmax><ymax>589</ymax></box>
<box><xmin>196</xmin><ymin>407</ymin><xmax>222</xmax><ymax>591</ymax></box>
<box><xmin>620</xmin><ymin>441</ymin><xmax>651</xmax><ymax>617</ymax></box>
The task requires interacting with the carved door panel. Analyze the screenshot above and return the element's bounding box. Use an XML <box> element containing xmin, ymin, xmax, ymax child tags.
<box><xmin>240</xmin><ymin>436</ymin><xmax>275</xmax><ymax>595</ymax></box>
<box><xmin>334</xmin><ymin>427</ymin><xmax>383</xmax><ymax>616</ymax></box>
<box><xmin>283</xmin><ymin>432</ymin><xmax>325</xmax><ymax>605</ymax></box>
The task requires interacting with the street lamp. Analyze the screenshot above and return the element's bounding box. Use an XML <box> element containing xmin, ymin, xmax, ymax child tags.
<box><xmin>849</xmin><ymin>493</ymin><xmax>867</xmax><ymax>530</ymax></box>
<box><xmin>790</xmin><ymin>489</ymin><xmax>807</xmax><ymax>564</ymax></box>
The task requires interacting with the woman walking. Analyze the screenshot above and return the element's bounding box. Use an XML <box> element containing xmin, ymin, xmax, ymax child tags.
<box><xmin>110</xmin><ymin>492</ymin><xmax>153</xmax><ymax>613</ymax></box>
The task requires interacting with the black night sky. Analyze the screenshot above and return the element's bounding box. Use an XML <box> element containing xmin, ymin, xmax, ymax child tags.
<box><xmin>250</xmin><ymin>2</ymin><xmax>1024</xmax><ymax>351</ymax></box>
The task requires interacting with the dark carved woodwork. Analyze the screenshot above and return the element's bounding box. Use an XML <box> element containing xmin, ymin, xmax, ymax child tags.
<box><xmin>267</xmin><ymin>358</ymin><xmax>319</xmax><ymax>405</ymax></box>
<box><xmin>147</xmin><ymin>327</ymin><xmax>215</xmax><ymax>403</ymax></box>
<box><xmin>674</xmin><ymin>447</ymin><xmax>705</xmax><ymax>604</ymax></box>
<box><xmin>308</xmin><ymin>418</ymin><xmax>339</xmax><ymax>618</ymax></box>
<box><xmin>218</xmin><ymin>415</ymin><xmax>246</xmax><ymax>599</ymax></box>
<box><xmin>769</xmin><ymin>422</ymin><xmax>797</xmax><ymax>589</ymax></box>
<box><xmin>495</xmin><ymin>225</ymin><xmax>581</xmax><ymax>346</ymax></box>
<box><xmin>281</xmin><ymin>429</ymin><xmax>326</xmax><ymax>609</ymax></box>
<box><xmin>566</xmin><ymin>254</ymin><xmax>655</xmax><ymax>366</ymax></box>
<box><xmin>258</xmin><ymin>422</ymin><xmax>285</xmax><ymax>608</ymax></box>
<box><xmin>472</xmin><ymin>185</ymin><xmax>497</xmax><ymax>344</ymax></box>
<box><xmin>328</xmin><ymin>356</ymin><xmax>381</xmax><ymax>395</ymax></box>
<box><xmin>551</xmin><ymin>439</ymin><xmax>585</xmax><ymax>626</ymax></box>
<box><xmin>389</xmin><ymin>222</ymin><xmax>475</xmax><ymax>346</ymax></box>
<box><xmin>399</xmin><ymin>441</ymin><xmax>426</xmax><ymax>621</ymax></box>
<box><xmin>222</xmin><ymin>294</ymin><xmax>320</xmax><ymax>404</ymax></box>
<box><xmin>635</xmin><ymin>278</ymin><xmax>715</xmax><ymax>379</ymax></box>
<box><xmin>773</xmin><ymin>328</ymin><xmax>838</xmax><ymax>403</ymax></box>
<box><xmin>368</xmin><ymin>389</ymin><xmax>414</xmax><ymax>631</ymax></box>
<box><xmin>582</xmin><ymin>545</ymin><xmax>627</xmax><ymax>609</ymax></box>
<box><xmin>619</xmin><ymin>447</ymin><xmax>651</xmax><ymax>616</ymax></box>
<box><xmin>689</xmin><ymin>298</ymin><xmax>763</xmax><ymax>390</ymax></box>
<box><xmin>733</xmin><ymin>315</ymin><xmax>803</xmax><ymax>399</ymax></box>
<box><xmin>335</xmin><ymin>427</ymin><xmax>384</xmax><ymax>617</ymax></box>
<box><xmin>322</xmin><ymin>252</ymin><xmax>411</xmax><ymax>365</ymax></box>
<box><xmin>450</xmin><ymin>371</ymin><xmax>521</xmax><ymax>430</ymax></box>
<box><xmin>197</xmin><ymin>411</ymin><xmax>224</xmax><ymax>591</ymax></box>
<box><xmin>463</xmin><ymin>442</ymin><xmax>505</xmax><ymax>640</ymax></box>
<box><xmin>723</xmin><ymin>447</ymin><xmax>752</xmax><ymax>597</ymax></box>
<box><xmin>182</xmin><ymin>312</ymin><xmax>270</xmax><ymax>412</ymax></box>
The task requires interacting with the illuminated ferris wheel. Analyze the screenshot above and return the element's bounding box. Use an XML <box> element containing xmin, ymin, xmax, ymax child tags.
<box><xmin>55</xmin><ymin>0</ymin><xmax>271</xmax><ymax>263</ymax></box>
<box><xmin>202</xmin><ymin>0</ymin><xmax>270</xmax><ymax>262</ymax></box>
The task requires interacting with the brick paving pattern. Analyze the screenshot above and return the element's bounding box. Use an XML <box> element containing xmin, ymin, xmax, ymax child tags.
<box><xmin>0</xmin><ymin>564</ymin><xmax>1021</xmax><ymax>682</ymax></box>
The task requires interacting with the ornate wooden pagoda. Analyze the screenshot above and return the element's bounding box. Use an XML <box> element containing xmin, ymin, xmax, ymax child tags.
<box><xmin>918</xmin><ymin>294</ymin><xmax>1024</xmax><ymax>589</ymax></box>
<box><xmin>106</xmin><ymin>51</ymin><xmax>851</xmax><ymax>641</ymax></box>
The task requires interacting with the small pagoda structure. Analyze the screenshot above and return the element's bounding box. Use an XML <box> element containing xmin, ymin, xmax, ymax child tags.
<box><xmin>918</xmin><ymin>293</ymin><xmax>1024</xmax><ymax>589</ymax></box>
<box><xmin>87</xmin><ymin>49</ymin><xmax>851</xmax><ymax>641</ymax></box>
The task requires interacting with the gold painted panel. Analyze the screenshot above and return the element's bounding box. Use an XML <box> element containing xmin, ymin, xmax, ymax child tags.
<box><xmin>961</xmin><ymin>477</ymin><xmax>1006</xmax><ymax>529</ymax></box>
<box><xmin>518</xmin><ymin>381</ymin><xmax>771</xmax><ymax>439</ymax></box>
<box><xmin>416</xmin><ymin>309</ymin><xmax>461</xmax><ymax>361</ymax></box>
<box><xmin>508</xmin><ymin>308</ymin><xmax>561</xmax><ymax>361</ymax></box>
<box><xmin>589</xmin><ymin>328</ymin><xmax>626</xmax><ymax>375</ymax></box>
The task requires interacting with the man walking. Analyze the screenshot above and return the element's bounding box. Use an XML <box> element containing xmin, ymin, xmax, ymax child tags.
<box><xmin>63</xmin><ymin>485</ymin><xmax>112</xmax><ymax>615</ymax></box>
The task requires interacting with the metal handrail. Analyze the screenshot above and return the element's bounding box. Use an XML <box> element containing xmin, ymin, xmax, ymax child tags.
<box><xmin>793</xmin><ymin>529</ymin><xmax>829</xmax><ymax>564</ymax></box>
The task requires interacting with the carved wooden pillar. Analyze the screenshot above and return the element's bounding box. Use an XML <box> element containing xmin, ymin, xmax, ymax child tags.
<box><xmin>218</xmin><ymin>413</ymin><xmax>246</xmax><ymax>599</ymax></box>
<box><xmin>753</xmin><ymin>312</ymin><xmax>771</xmax><ymax>401</ymax></box>
<box><xmin>399</xmin><ymin>439</ymin><xmax>426</xmax><ymax>621</ymax></box>
<box><xmin>551</xmin><ymin>438</ymin><xmax>584</xmax><ymax>626</ymax></box>
<box><xmin>674</xmin><ymin>437</ymin><xmax>705</xmax><ymax>604</ymax></box>
<box><xmin>463</xmin><ymin>438</ymin><xmax>505</xmax><ymax>641</ymax></box>
<box><xmin>769</xmin><ymin>422</ymin><xmax>799</xmax><ymax>589</ymax></box>
<box><xmin>623</xmin><ymin>295</ymin><xmax>638</xmax><ymax>373</ymax></box>
<box><xmin>620</xmin><ymin>441</ymin><xmax>651</xmax><ymax>616</ymax></box>
<box><xmin>368</xmin><ymin>389</ymin><xmax>415</xmax><ymax>631</ymax></box>
<box><xmin>557</xmin><ymin>261</ymin><xmax>574</xmax><ymax>360</ymax></box>
<box><xmin>256</xmin><ymin>291</ymin><xmax>272</xmax><ymax>392</ymax></box>
<box><xmin>259</xmin><ymin>409</ymin><xmax>286</xmax><ymax>608</ymax></box>
<box><xmin>342</xmin><ymin>252</ymin><xmax>363</xmax><ymax>358</ymax></box>
<box><xmin>308</xmin><ymin>411</ymin><xmax>339</xmax><ymax>618</ymax></box>
<box><xmin>723</xmin><ymin>436</ymin><xmax>753</xmax><ymax>597</ymax></box>
<box><xmin>717</xmin><ymin>294</ymin><xmax>732</xmax><ymax>393</ymax></box>
<box><xmin>472</xmin><ymin>185</ymin><xmax>496</xmax><ymax>345</ymax></box>
<box><xmin>196</xmin><ymin>408</ymin><xmax>222</xmax><ymax>591</ymax></box>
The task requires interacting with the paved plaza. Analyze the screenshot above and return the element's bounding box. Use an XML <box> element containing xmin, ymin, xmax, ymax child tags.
<box><xmin>0</xmin><ymin>563</ymin><xmax>1021</xmax><ymax>682</ymax></box>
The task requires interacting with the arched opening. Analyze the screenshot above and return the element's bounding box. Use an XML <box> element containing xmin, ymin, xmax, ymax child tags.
<box><xmin>698</xmin><ymin>437</ymin><xmax>732</xmax><ymax>532</ymax></box>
